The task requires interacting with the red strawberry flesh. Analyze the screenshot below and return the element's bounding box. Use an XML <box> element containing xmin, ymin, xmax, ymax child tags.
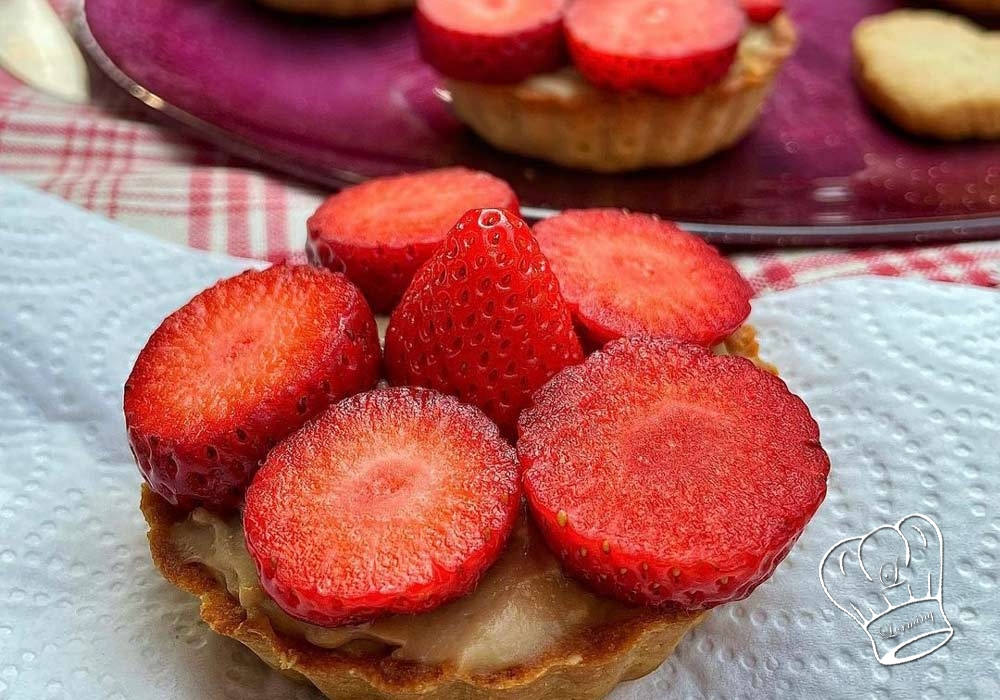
<box><xmin>384</xmin><ymin>208</ymin><xmax>583</xmax><ymax>437</ymax></box>
<box><xmin>307</xmin><ymin>168</ymin><xmax>519</xmax><ymax>314</ymax></box>
<box><xmin>565</xmin><ymin>0</ymin><xmax>746</xmax><ymax>96</ymax></box>
<box><xmin>519</xmin><ymin>336</ymin><xmax>830</xmax><ymax>610</ymax></box>
<box><xmin>243</xmin><ymin>387</ymin><xmax>521</xmax><ymax>627</ymax></box>
<box><xmin>417</xmin><ymin>0</ymin><xmax>568</xmax><ymax>83</ymax></box>
<box><xmin>742</xmin><ymin>0</ymin><xmax>783</xmax><ymax>23</ymax></box>
<box><xmin>124</xmin><ymin>265</ymin><xmax>381</xmax><ymax>511</ymax></box>
<box><xmin>533</xmin><ymin>209</ymin><xmax>752</xmax><ymax>347</ymax></box>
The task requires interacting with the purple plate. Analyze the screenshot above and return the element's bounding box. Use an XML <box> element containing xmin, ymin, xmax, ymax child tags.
<box><xmin>78</xmin><ymin>0</ymin><xmax>1000</xmax><ymax>244</ymax></box>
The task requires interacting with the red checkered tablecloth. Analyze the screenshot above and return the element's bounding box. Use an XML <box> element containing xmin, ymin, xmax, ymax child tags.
<box><xmin>1</xmin><ymin>19</ymin><xmax>999</xmax><ymax>293</ymax></box>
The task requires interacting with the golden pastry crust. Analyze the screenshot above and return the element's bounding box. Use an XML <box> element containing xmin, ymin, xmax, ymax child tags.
<box><xmin>939</xmin><ymin>0</ymin><xmax>1000</xmax><ymax>16</ymax></box>
<box><xmin>143</xmin><ymin>488</ymin><xmax>704</xmax><ymax>699</ymax></box>
<box><xmin>445</xmin><ymin>15</ymin><xmax>797</xmax><ymax>173</ymax></box>
<box><xmin>853</xmin><ymin>10</ymin><xmax>1000</xmax><ymax>140</ymax></box>
<box><xmin>253</xmin><ymin>0</ymin><xmax>413</xmax><ymax>18</ymax></box>
<box><xmin>141</xmin><ymin>326</ymin><xmax>771</xmax><ymax>700</ymax></box>
<box><xmin>724</xmin><ymin>324</ymin><xmax>778</xmax><ymax>375</ymax></box>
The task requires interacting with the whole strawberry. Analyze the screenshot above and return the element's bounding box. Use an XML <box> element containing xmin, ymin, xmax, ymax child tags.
<box><xmin>384</xmin><ymin>208</ymin><xmax>582</xmax><ymax>437</ymax></box>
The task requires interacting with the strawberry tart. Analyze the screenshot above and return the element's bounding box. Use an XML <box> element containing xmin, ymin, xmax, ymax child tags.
<box><xmin>417</xmin><ymin>0</ymin><xmax>797</xmax><ymax>172</ymax></box>
<box><xmin>131</xmin><ymin>174</ymin><xmax>829</xmax><ymax>700</ymax></box>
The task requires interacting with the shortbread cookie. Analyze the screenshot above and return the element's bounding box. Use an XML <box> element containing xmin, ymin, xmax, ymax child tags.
<box><xmin>255</xmin><ymin>0</ymin><xmax>413</xmax><ymax>17</ymax></box>
<box><xmin>853</xmin><ymin>10</ymin><xmax>1000</xmax><ymax>140</ymax></box>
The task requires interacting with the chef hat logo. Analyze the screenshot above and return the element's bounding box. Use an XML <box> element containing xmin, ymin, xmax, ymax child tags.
<box><xmin>819</xmin><ymin>514</ymin><xmax>954</xmax><ymax>666</ymax></box>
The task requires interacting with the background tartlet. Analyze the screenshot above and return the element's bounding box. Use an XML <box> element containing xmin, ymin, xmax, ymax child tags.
<box><xmin>446</xmin><ymin>15</ymin><xmax>796</xmax><ymax>173</ymax></box>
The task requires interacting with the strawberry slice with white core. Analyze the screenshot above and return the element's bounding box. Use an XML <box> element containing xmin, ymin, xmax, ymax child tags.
<box><xmin>244</xmin><ymin>387</ymin><xmax>522</xmax><ymax>627</ymax></box>
<box><xmin>565</xmin><ymin>0</ymin><xmax>747</xmax><ymax>96</ymax></box>
<box><xmin>533</xmin><ymin>209</ymin><xmax>752</xmax><ymax>347</ymax></box>
<box><xmin>742</xmin><ymin>0</ymin><xmax>783</xmax><ymax>23</ymax></box>
<box><xmin>417</xmin><ymin>0</ymin><xmax>568</xmax><ymax>84</ymax></box>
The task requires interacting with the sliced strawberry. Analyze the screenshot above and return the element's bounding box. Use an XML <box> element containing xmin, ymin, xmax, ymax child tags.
<box><xmin>243</xmin><ymin>387</ymin><xmax>521</xmax><ymax>627</ymax></box>
<box><xmin>742</xmin><ymin>0</ymin><xmax>783</xmax><ymax>23</ymax></box>
<box><xmin>124</xmin><ymin>265</ymin><xmax>381</xmax><ymax>511</ymax></box>
<box><xmin>565</xmin><ymin>0</ymin><xmax>746</xmax><ymax>96</ymax></box>
<box><xmin>416</xmin><ymin>0</ymin><xmax>568</xmax><ymax>84</ymax></box>
<box><xmin>519</xmin><ymin>337</ymin><xmax>829</xmax><ymax>610</ymax></box>
<box><xmin>533</xmin><ymin>209</ymin><xmax>752</xmax><ymax>347</ymax></box>
<box><xmin>307</xmin><ymin>168</ymin><xmax>519</xmax><ymax>314</ymax></box>
<box><xmin>384</xmin><ymin>208</ymin><xmax>582</xmax><ymax>438</ymax></box>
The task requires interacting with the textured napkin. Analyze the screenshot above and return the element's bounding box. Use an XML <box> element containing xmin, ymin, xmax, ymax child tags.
<box><xmin>0</xmin><ymin>179</ymin><xmax>997</xmax><ymax>700</ymax></box>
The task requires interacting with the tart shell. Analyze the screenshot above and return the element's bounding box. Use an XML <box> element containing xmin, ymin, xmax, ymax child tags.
<box><xmin>141</xmin><ymin>327</ymin><xmax>770</xmax><ymax>700</ymax></box>
<box><xmin>446</xmin><ymin>15</ymin><xmax>797</xmax><ymax>173</ymax></box>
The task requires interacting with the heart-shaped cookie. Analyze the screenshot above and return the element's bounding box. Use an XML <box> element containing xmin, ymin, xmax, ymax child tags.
<box><xmin>853</xmin><ymin>10</ymin><xmax>1000</xmax><ymax>140</ymax></box>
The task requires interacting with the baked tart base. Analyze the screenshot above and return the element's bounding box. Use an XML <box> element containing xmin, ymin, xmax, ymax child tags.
<box><xmin>142</xmin><ymin>327</ymin><xmax>770</xmax><ymax>700</ymax></box>
<box><xmin>446</xmin><ymin>16</ymin><xmax>797</xmax><ymax>173</ymax></box>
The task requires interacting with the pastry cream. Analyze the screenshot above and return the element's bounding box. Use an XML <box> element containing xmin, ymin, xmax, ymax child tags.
<box><xmin>172</xmin><ymin>511</ymin><xmax>633</xmax><ymax>673</ymax></box>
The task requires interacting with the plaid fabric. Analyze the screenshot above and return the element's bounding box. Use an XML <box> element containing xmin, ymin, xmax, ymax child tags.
<box><xmin>732</xmin><ymin>245</ymin><xmax>1000</xmax><ymax>294</ymax></box>
<box><xmin>0</xmin><ymin>67</ymin><xmax>323</xmax><ymax>263</ymax></box>
<box><xmin>1</xmin><ymin>9</ymin><xmax>998</xmax><ymax>292</ymax></box>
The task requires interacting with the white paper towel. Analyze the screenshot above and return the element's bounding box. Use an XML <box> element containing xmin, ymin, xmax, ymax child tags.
<box><xmin>0</xmin><ymin>179</ymin><xmax>997</xmax><ymax>700</ymax></box>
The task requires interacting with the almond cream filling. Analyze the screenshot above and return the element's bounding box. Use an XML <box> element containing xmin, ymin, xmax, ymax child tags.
<box><xmin>171</xmin><ymin>512</ymin><xmax>634</xmax><ymax>673</ymax></box>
